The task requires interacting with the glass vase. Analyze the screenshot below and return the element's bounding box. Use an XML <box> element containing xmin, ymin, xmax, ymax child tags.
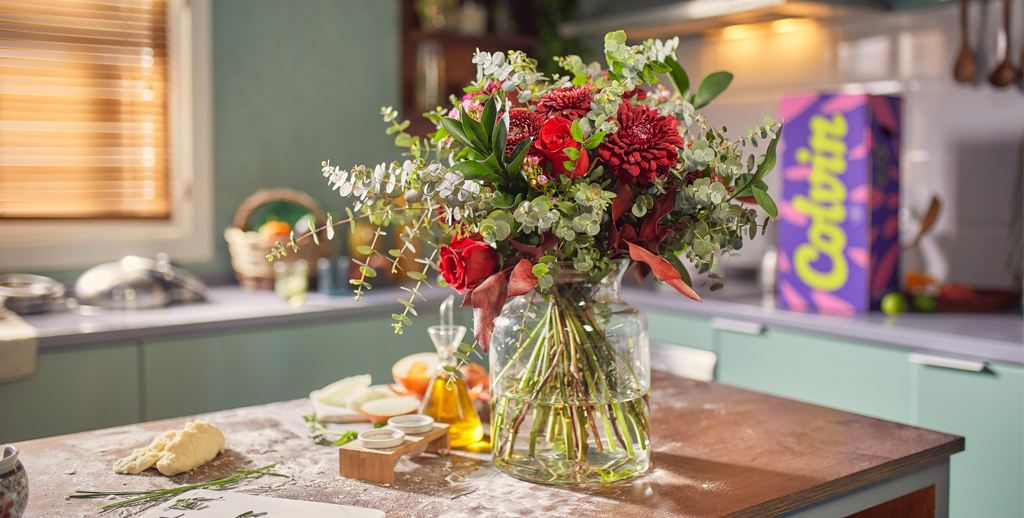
<box><xmin>489</xmin><ymin>261</ymin><xmax>650</xmax><ymax>484</ymax></box>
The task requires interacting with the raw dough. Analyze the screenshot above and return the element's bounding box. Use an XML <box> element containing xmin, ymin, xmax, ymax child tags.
<box><xmin>113</xmin><ymin>420</ymin><xmax>225</xmax><ymax>476</ymax></box>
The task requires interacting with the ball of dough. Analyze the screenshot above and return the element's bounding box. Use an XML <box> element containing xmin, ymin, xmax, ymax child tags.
<box><xmin>113</xmin><ymin>420</ymin><xmax>225</xmax><ymax>476</ymax></box>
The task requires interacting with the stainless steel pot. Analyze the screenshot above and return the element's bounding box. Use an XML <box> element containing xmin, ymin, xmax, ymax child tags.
<box><xmin>0</xmin><ymin>274</ymin><xmax>66</xmax><ymax>315</ymax></box>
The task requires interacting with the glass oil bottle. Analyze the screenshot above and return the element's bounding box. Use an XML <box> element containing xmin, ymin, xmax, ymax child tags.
<box><xmin>419</xmin><ymin>298</ymin><xmax>483</xmax><ymax>448</ymax></box>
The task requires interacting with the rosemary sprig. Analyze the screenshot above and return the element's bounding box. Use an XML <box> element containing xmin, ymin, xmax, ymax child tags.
<box><xmin>303</xmin><ymin>414</ymin><xmax>359</xmax><ymax>446</ymax></box>
<box><xmin>68</xmin><ymin>463</ymin><xmax>288</xmax><ymax>512</ymax></box>
<box><xmin>168</xmin><ymin>496</ymin><xmax>218</xmax><ymax>510</ymax></box>
<box><xmin>451</xmin><ymin>488</ymin><xmax>477</xmax><ymax>500</ymax></box>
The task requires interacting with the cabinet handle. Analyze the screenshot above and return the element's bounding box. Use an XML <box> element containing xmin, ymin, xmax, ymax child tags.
<box><xmin>710</xmin><ymin>318</ymin><xmax>764</xmax><ymax>335</ymax></box>
<box><xmin>907</xmin><ymin>352</ymin><xmax>987</xmax><ymax>372</ymax></box>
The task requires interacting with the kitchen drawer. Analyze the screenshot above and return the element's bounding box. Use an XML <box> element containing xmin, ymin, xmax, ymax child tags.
<box><xmin>0</xmin><ymin>342</ymin><xmax>141</xmax><ymax>443</ymax></box>
<box><xmin>645</xmin><ymin>309</ymin><xmax>715</xmax><ymax>352</ymax></box>
<box><xmin>142</xmin><ymin>315</ymin><xmax>433</xmax><ymax>421</ymax></box>
<box><xmin>914</xmin><ymin>358</ymin><xmax>1024</xmax><ymax>518</ymax></box>
<box><xmin>717</xmin><ymin>325</ymin><xmax>914</xmax><ymax>423</ymax></box>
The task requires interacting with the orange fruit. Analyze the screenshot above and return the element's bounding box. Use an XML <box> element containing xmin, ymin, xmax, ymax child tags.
<box><xmin>259</xmin><ymin>221</ymin><xmax>292</xmax><ymax>242</ymax></box>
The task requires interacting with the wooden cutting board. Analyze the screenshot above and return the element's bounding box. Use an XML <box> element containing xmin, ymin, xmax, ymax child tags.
<box><xmin>136</xmin><ymin>489</ymin><xmax>385</xmax><ymax>518</ymax></box>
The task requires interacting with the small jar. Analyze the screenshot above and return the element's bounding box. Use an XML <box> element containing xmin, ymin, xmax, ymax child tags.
<box><xmin>0</xmin><ymin>445</ymin><xmax>28</xmax><ymax>518</ymax></box>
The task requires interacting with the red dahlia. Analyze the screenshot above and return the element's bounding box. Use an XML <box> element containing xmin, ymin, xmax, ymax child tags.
<box><xmin>598</xmin><ymin>101</ymin><xmax>684</xmax><ymax>185</ymax></box>
<box><xmin>536</xmin><ymin>86</ymin><xmax>593</xmax><ymax>121</ymax></box>
<box><xmin>505</xmin><ymin>109</ymin><xmax>543</xmax><ymax>156</ymax></box>
<box><xmin>622</xmin><ymin>87</ymin><xmax>648</xmax><ymax>102</ymax></box>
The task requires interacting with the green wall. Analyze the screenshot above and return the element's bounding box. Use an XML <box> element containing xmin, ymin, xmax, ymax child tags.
<box><xmin>11</xmin><ymin>0</ymin><xmax>401</xmax><ymax>281</ymax></box>
<box><xmin>198</xmin><ymin>0</ymin><xmax>401</xmax><ymax>277</ymax></box>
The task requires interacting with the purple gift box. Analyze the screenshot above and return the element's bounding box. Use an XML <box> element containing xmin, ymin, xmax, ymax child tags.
<box><xmin>776</xmin><ymin>93</ymin><xmax>901</xmax><ymax>315</ymax></box>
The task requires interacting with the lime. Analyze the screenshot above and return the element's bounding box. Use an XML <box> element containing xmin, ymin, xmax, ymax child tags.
<box><xmin>881</xmin><ymin>292</ymin><xmax>908</xmax><ymax>315</ymax></box>
<box><xmin>912</xmin><ymin>295</ymin><xmax>938</xmax><ymax>313</ymax></box>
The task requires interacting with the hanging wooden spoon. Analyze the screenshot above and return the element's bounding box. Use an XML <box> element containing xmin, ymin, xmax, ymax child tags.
<box><xmin>989</xmin><ymin>0</ymin><xmax>1016</xmax><ymax>87</ymax></box>
<box><xmin>954</xmin><ymin>0</ymin><xmax>976</xmax><ymax>83</ymax></box>
<box><xmin>908</xmin><ymin>196</ymin><xmax>941</xmax><ymax>249</ymax></box>
<box><xmin>1019</xmin><ymin>46</ymin><xmax>1023</xmax><ymax>85</ymax></box>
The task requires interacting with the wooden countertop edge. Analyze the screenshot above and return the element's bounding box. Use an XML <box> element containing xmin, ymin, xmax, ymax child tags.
<box><xmin>725</xmin><ymin>436</ymin><xmax>966</xmax><ymax>518</ymax></box>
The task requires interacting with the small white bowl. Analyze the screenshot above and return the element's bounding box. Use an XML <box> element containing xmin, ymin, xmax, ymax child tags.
<box><xmin>357</xmin><ymin>428</ymin><xmax>405</xmax><ymax>449</ymax></box>
<box><xmin>387</xmin><ymin>415</ymin><xmax>435</xmax><ymax>435</ymax></box>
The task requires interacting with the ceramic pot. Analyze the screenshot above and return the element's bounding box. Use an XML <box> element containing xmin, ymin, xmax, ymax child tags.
<box><xmin>0</xmin><ymin>445</ymin><xmax>28</xmax><ymax>518</ymax></box>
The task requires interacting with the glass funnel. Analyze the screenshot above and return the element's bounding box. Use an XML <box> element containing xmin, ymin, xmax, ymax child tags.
<box><xmin>418</xmin><ymin>324</ymin><xmax>483</xmax><ymax>448</ymax></box>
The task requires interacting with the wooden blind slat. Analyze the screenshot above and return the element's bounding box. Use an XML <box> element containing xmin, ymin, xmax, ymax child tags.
<box><xmin>0</xmin><ymin>29</ymin><xmax>166</xmax><ymax>49</ymax></box>
<box><xmin>0</xmin><ymin>0</ymin><xmax>169</xmax><ymax>219</ymax></box>
<box><xmin>0</xmin><ymin>2</ymin><xmax>165</xmax><ymax>24</ymax></box>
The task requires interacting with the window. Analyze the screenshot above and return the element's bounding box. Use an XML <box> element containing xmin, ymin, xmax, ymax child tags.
<box><xmin>1</xmin><ymin>0</ymin><xmax>171</xmax><ymax>218</ymax></box>
<box><xmin>0</xmin><ymin>0</ymin><xmax>211</xmax><ymax>270</ymax></box>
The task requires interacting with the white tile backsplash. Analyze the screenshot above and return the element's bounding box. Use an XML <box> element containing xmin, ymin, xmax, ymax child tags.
<box><xmin>676</xmin><ymin>1</ymin><xmax>1023</xmax><ymax>288</ymax></box>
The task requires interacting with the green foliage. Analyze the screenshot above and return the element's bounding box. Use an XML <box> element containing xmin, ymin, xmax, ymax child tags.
<box><xmin>692</xmin><ymin>72</ymin><xmax>734</xmax><ymax>109</ymax></box>
<box><xmin>291</xmin><ymin>30</ymin><xmax>783</xmax><ymax>326</ymax></box>
<box><xmin>530</xmin><ymin>0</ymin><xmax>590</xmax><ymax>77</ymax></box>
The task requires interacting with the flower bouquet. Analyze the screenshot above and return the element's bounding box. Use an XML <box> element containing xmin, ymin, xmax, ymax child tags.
<box><xmin>272</xmin><ymin>31</ymin><xmax>781</xmax><ymax>484</ymax></box>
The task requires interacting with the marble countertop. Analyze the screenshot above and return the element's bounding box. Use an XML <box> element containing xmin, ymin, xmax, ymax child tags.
<box><xmin>20</xmin><ymin>283</ymin><xmax>1022</xmax><ymax>364</ymax></box>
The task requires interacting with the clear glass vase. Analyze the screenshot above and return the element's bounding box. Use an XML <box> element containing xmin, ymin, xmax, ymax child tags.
<box><xmin>489</xmin><ymin>260</ymin><xmax>650</xmax><ymax>484</ymax></box>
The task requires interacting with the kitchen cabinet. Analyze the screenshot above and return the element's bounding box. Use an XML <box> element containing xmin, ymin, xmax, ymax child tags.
<box><xmin>143</xmin><ymin>315</ymin><xmax>434</xmax><ymax>421</ymax></box>
<box><xmin>0</xmin><ymin>342</ymin><xmax>140</xmax><ymax>443</ymax></box>
<box><xmin>717</xmin><ymin>326</ymin><xmax>915</xmax><ymax>424</ymax></box>
<box><xmin>645</xmin><ymin>309</ymin><xmax>716</xmax><ymax>352</ymax></box>
<box><xmin>1</xmin><ymin>313</ymin><xmax>440</xmax><ymax>442</ymax></box>
<box><xmin>914</xmin><ymin>359</ymin><xmax>1024</xmax><ymax>518</ymax></box>
<box><xmin>645</xmin><ymin>308</ymin><xmax>1023</xmax><ymax>518</ymax></box>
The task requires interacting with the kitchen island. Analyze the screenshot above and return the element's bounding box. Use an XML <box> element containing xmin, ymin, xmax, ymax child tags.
<box><xmin>15</xmin><ymin>371</ymin><xmax>962</xmax><ymax>518</ymax></box>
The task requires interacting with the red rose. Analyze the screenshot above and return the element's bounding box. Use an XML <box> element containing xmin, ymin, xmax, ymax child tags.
<box><xmin>439</xmin><ymin>235</ymin><xmax>499</xmax><ymax>294</ymax></box>
<box><xmin>535</xmin><ymin>117</ymin><xmax>589</xmax><ymax>178</ymax></box>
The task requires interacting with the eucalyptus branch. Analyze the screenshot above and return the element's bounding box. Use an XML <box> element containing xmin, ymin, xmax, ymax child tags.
<box><xmin>388</xmin><ymin>205</ymin><xmax>432</xmax><ymax>275</ymax></box>
<box><xmin>266</xmin><ymin>206</ymin><xmax>420</xmax><ymax>261</ymax></box>
<box><xmin>351</xmin><ymin>224</ymin><xmax>387</xmax><ymax>301</ymax></box>
<box><xmin>712</xmin><ymin>120</ymin><xmax>782</xmax><ymax>154</ymax></box>
<box><xmin>391</xmin><ymin>247</ymin><xmax>440</xmax><ymax>335</ymax></box>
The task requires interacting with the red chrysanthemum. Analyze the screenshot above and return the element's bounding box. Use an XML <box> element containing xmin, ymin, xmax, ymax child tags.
<box><xmin>536</xmin><ymin>86</ymin><xmax>593</xmax><ymax>120</ymax></box>
<box><xmin>598</xmin><ymin>101</ymin><xmax>684</xmax><ymax>185</ymax></box>
<box><xmin>622</xmin><ymin>87</ymin><xmax>648</xmax><ymax>102</ymax></box>
<box><xmin>505</xmin><ymin>109</ymin><xmax>543</xmax><ymax>156</ymax></box>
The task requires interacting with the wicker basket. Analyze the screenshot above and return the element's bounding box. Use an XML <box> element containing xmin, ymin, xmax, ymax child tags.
<box><xmin>224</xmin><ymin>188</ymin><xmax>332</xmax><ymax>290</ymax></box>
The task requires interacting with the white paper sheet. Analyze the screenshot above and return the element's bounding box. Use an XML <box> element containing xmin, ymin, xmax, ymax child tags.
<box><xmin>136</xmin><ymin>489</ymin><xmax>385</xmax><ymax>518</ymax></box>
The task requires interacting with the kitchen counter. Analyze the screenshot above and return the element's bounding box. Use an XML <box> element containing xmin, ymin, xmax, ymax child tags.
<box><xmin>15</xmin><ymin>371</ymin><xmax>962</xmax><ymax>518</ymax></box>
<box><xmin>22</xmin><ymin>283</ymin><xmax>1023</xmax><ymax>364</ymax></box>
<box><xmin>630</xmin><ymin>286</ymin><xmax>1023</xmax><ymax>365</ymax></box>
<box><xmin>25</xmin><ymin>285</ymin><xmax>453</xmax><ymax>350</ymax></box>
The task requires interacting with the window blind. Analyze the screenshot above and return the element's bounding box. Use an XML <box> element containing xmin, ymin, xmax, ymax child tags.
<box><xmin>0</xmin><ymin>0</ymin><xmax>170</xmax><ymax>219</ymax></box>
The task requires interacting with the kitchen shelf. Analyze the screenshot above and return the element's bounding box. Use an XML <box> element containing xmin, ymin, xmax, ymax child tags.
<box><xmin>400</xmin><ymin>0</ymin><xmax>538</xmax><ymax>137</ymax></box>
<box><xmin>408</xmin><ymin>29</ymin><xmax>538</xmax><ymax>48</ymax></box>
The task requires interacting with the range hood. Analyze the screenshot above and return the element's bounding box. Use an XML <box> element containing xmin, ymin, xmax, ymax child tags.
<box><xmin>560</xmin><ymin>0</ymin><xmax>886</xmax><ymax>39</ymax></box>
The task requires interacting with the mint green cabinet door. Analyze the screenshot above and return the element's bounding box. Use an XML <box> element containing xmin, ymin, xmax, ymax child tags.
<box><xmin>915</xmin><ymin>361</ymin><xmax>1024</xmax><ymax>518</ymax></box>
<box><xmin>645</xmin><ymin>309</ymin><xmax>715</xmax><ymax>352</ymax></box>
<box><xmin>143</xmin><ymin>316</ymin><xmax>433</xmax><ymax>421</ymax></box>
<box><xmin>718</xmin><ymin>327</ymin><xmax>914</xmax><ymax>423</ymax></box>
<box><xmin>0</xmin><ymin>343</ymin><xmax>140</xmax><ymax>443</ymax></box>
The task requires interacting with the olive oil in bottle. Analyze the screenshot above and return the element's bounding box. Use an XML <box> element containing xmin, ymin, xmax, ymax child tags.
<box><xmin>420</xmin><ymin>371</ymin><xmax>483</xmax><ymax>447</ymax></box>
<box><xmin>418</xmin><ymin>309</ymin><xmax>483</xmax><ymax>448</ymax></box>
